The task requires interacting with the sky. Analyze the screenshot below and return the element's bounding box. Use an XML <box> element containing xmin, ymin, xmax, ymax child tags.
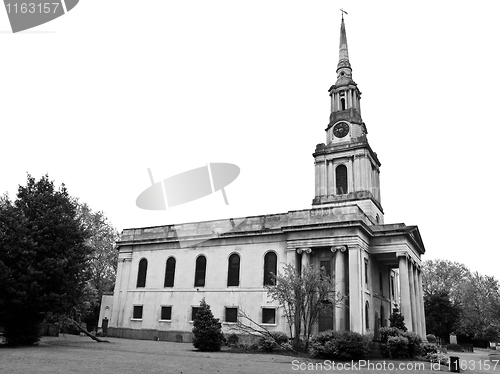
<box><xmin>1</xmin><ymin>1</ymin><xmax>500</xmax><ymax>277</ymax></box>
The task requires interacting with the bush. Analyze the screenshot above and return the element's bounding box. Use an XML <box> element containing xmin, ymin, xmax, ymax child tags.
<box><xmin>427</xmin><ymin>352</ymin><xmax>449</xmax><ymax>365</ymax></box>
<box><xmin>401</xmin><ymin>331</ymin><xmax>422</xmax><ymax>358</ymax></box>
<box><xmin>387</xmin><ymin>336</ymin><xmax>409</xmax><ymax>358</ymax></box>
<box><xmin>226</xmin><ymin>334</ymin><xmax>239</xmax><ymax>346</ymax></box>
<box><xmin>259</xmin><ymin>331</ymin><xmax>289</xmax><ymax>352</ymax></box>
<box><xmin>310</xmin><ymin>330</ymin><xmax>371</xmax><ymax>360</ymax></box>
<box><xmin>192</xmin><ymin>299</ymin><xmax>225</xmax><ymax>352</ymax></box>
<box><xmin>426</xmin><ymin>334</ymin><xmax>437</xmax><ymax>343</ymax></box>
<box><xmin>421</xmin><ymin>342</ymin><xmax>438</xmax><ymax>356</ymax></box>
<box><xmin>379</xmin><ymin>326</ymin><xmax>403</xmax><ymax>344</ymax></box>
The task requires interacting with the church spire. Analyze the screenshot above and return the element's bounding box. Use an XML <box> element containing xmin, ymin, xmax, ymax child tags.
<box><xmin>336</xmin><ymin>16</ymin><xmax>353</xmax><ymax>85</ymax></box>
<box><xmin>337</xmin><ymin>17</ymin><xmax>351</xmax><ymax>72</ymax></box>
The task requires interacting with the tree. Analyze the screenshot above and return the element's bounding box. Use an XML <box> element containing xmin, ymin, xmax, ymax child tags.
<box><xmin>0</xmin><ymin>174</ymin><xmax>92</xmax><ymax>345</ymax></box>
<box><xmin>422</xmin><ymin>259</ymin><xmax>500</xmax><ymax>341</ymax></box>
<box><xmin>75</xmin><ymin>202</ymin><xmax>119</xmax><ymax>332</ymax></box>
<box><xmin>424</xmin><ymin>291</ymin><xmax>460</xmax><ymax>341</ymax></box>
<box><xmin>192</xmin><ymin>298</ymin><xmax>225</xmax><ymax>351</ymax></box>
<box><xmin>266</xmin><ymin>264</ymin><xmax>344</xmax><ymax>351</ymax></box>
<box><xmin>389</xmin><ymin>305</ymin><xmax>407</xmax><ymax>331</ymax></box>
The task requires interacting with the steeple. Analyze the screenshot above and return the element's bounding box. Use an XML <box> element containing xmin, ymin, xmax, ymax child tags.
<box><xmin>336</xmin><ymin>17</ymin><xmax>352</xmax><ymax>85</ymax></box>
<box><xmin>312</xmin><ymin>16</ymin><xmax>383</xmax><ymax>225</ymax></box>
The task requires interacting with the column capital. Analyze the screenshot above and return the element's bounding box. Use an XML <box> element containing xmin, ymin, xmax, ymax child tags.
<box><xmin>297</xmin><ymin>247</ymin><xmax>312</xmax><ymax>254</ymax></box>
<box><xmin>331</xmin><ymin>245</ymin><xmax>347</xmax><ymax>253</ymax></box>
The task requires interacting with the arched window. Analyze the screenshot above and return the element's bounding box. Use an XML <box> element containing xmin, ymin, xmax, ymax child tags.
<box><xmin>263</xmin><ymin>251</ymin><xmax>277</xmax><ymax>286</ymax></box>
<box><xmin>194</xmin><ymin>255</ymin><xmax>207</xmax><ymax>287</ymax></box>
<box><xmin>136</xmin><ymin>258</ymin><xmax>148</xmax><ymax>288</ymax></box>
<box><xmin>227</xmin><ymin>253</ymin><xmax>240</xmax><ymax>287</ymax></box>
<box><xmin>341</xmin><ymin>98</ymin><xmax>346</xmax><ymax>110</ymax></box>
<box><xmin>336</xmin><ymin>165</ymin><xmax>348</xmax><ymax>195</ymax></box>
<box><xmin>365</xmin><ymin>301</ymin><xmax>370</xmax><ymax>329</ymax></box>
<box><xmin>164</xmin><ymin>257</ymin><xmax>176</xmax><ymax>288</ymax></box>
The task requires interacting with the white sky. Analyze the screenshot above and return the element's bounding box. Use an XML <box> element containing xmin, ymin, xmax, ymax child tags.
<box><xmin>2</xmin><ymin>1</ymin><xmax>500</xmax><ymax>277</ymax></box>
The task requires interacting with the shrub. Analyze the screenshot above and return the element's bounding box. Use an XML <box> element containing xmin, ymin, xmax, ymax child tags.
<box><xmin>192</xmin><ymin>299</ymin><xmax>225</xmax><ymax>352</ymax></box>
<box><xmin>310</xmin><ymin>330</ymin><xmax>371</xmax><ymax>360</ymax></box>
<box><xmin>379</xmin><ymin>326</ymin><xmax>403</xmax><ymax>344</ymax></box>
<box><xmin>427</xmin><ymin>352</ymin><xmax>449</xmax><ymax>366</ymax></box>
<box><xmin>426</xmin><ymin>334</ymin><xmax>437</xmax><ymax>343</ymax></box>
<box><xmin>259</xmin><ymin>331</ymin><xmax>289</xmax><ymax>352</ymax></box>
<box><xmin>387</xmin><ymin>336</ymin><xmax>409</xmax><ymax>358</ymax></box>
<box><xmin>226</xmin><ymin>333</ymin><xmax>239</xmax><ymax>346</ymax></box>
<box><xmin>421</xmin><ymin>342</ymin><xmax>438</xmax><ymax>356</ymax></box>
<box><xmin>401</xmin><ymin>331</ymin><xmax>423</xmax><ymax>358</ymax></box>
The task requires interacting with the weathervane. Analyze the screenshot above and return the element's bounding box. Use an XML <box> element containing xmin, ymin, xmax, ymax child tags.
<box><xmin>340</xmin><ymin>8</ymin><xmax>348</xmax><ymax>21</ymax></box>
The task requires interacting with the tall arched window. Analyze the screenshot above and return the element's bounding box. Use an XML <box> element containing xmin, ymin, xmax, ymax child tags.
<box><xmin>194</xmin><ymin>255</ymin><xmax>207</xmax><ymax>287</ymax></box>
<box><xmin>336</xmin><ymin>165</ymin><xmax>348</xmax><ymax>195</ymax></box>
<box><xmin>164</xmin><ymin>257</ymin><xmax>176</xmax><ymax>288</ymax></box>
<box><xmin>263</xmin><ymin>251</ymin><xmax>277</xmax><ymax>286</ymax></box>
<box><xmin>365</xmin><ymin>301</ymin><xmax>370</xmax><ymax>329</ymax></box>
<box><xmin>137</xmin><ymin>258</ymin><xmax>148</xmax><ymax>288</ymax></box>
<box><xmin>341</xmin><ymin>98</ymin><xmax>346</xmax><ymax>110</ymax></box>
<box><xmin>227</xmin><ymin>253</ymin><xmax>240</xmax><ymax>287</ymax></box>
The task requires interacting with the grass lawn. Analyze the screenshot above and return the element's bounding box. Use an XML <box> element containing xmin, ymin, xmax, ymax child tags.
<box><xmin>1</xmin><ymin>335</ymin><xmax>498</xmax><ymax>374</ymax></box>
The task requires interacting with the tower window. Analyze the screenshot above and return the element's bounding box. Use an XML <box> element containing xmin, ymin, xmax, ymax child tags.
<box><xmin>227</xmin><ymin>253</ymin><xmax>240</xmax><ymax>287</ymax></box>
<box><xmin>136</xmin><ymin>258</ymin><xmax>148</xmax><ymax>288</ymax></box>
<box><xmin>263</xmin><ymin>251</ymin><xmax>277</xmax><ymax>286</ymax></box>
<box><xmin>194</xmin><ymin>255</ymin><xmax>207</xmax><ymax>287</ymax></box>
<box><xmin>341</xmin><ymin>98</ymin><xmax>346</xmax><ymax>110</ymax></box>
<box><xmin>335</xmin><ymin>165</ymin><xmax>348</xmax><ymax>195</ymax></box>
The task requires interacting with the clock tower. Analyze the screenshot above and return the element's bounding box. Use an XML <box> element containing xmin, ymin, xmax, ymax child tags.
<box><xmin>313</xmin><ymin>17</ymin><xmax>383</xmax><ymax>224</ymax></box>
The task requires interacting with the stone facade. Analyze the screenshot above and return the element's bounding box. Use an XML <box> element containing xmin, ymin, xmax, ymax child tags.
<box><xmin>103</xmin><ymin>18</ymin><xmax>426</xmax><ymax>342</ymax></box>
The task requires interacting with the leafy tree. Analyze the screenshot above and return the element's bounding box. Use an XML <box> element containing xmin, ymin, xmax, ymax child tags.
<box><xmin>0</xmin><ymin>174</ymin><xmax>91</xmax><ymax>345</ymax></box>
<box><xmin>389</xmin><ymin>305</ymin><xmax>407</xmax><ymax>331</ymax></box>
<box><xmin>422</xmin><ymin>259</ymin><xmax>500</xmax><ymax>341</ymax></box>
<box><xmin>75</xmin><ymin>202</ymin><xmax>119</xmax><ymax>331</ymax></box>
<box><xmin>192</xmin><ymin>298</ymin><xmax>224</xmax><ymax>351</ymax></box>
<box><xmin>424</xmin><ymin>291</ymin><xmax>460</xmax><ymax>341</ymax></box>
<box><xmin>266</xmin><ymin>264</ymin><xmax>343</xmax><ymax>351</ymax></box>
<box><xmin>422</xmin><ymin>259</ymin><xmax>470</xmax><ymax>302</ymax></box>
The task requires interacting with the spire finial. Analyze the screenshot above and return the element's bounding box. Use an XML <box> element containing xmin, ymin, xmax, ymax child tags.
<box><xmin>340</xmin><ymin>8</ymin><xmax>348</xmax><ymax>22</ymax></box>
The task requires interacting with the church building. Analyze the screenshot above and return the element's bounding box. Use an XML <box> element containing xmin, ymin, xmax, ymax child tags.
<box><xmin>104</xmin><ymin>18</ymin><xmax>426</xmax><ymax>342</ymax></box>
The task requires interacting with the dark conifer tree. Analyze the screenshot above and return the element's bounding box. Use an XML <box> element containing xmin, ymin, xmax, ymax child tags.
<box><xmin>192</xmin><ymin>298</ymin><xmax>224</xmax><ymax>351</ymax></box>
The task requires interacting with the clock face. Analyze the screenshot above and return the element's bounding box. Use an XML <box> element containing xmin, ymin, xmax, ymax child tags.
<box><xmin>333</xmin><ymin>122</ymin><xmax>349</xmax><ymax>138</ymax></box>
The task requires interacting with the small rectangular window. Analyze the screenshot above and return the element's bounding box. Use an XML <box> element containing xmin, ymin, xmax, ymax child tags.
<box><xmin>191</xmin><ymin>307</ymin><xmax>201</xmax><ymax>321</ymax></box>
<box><xmin>161</xmin><ymin>306</ymin><xmax>172</xmax><ymax>321</ymax></box>
<box><xmin>262</xmin><ymin>308</ymin><xmax>276</xmax><ymax>324</ymax></box>
<box><xmin>225</xmin><ymin>307</ymin><xmax>238</xmax><ymax>323</ymax></box>
<box><xmin>133</xmin><ymin>305</ymin><xmax>143</xmax><ymax>319</ymax></box>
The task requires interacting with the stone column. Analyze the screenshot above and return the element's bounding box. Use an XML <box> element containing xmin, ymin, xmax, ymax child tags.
<box><xmin>332</xmin><ymin>246</ymin><xmax>347</xmax><ymax>331</ymax></box>
<box><xmin>417</xmin><ymin>269</ymin><xmax>427</xmax><ymax>338</ymax></box>
<box><xmin>327</xmin><ymin>161</ymin><xmax>334</xmax><ymax>195</ymax></box>
<box><xmin>315</xmin><ymin>163</ymin><xmax>320</xmax><ymax>197</ymax></box>
<box><xmin>348</xmin><ymin>245</ymin><xmax>363</xmax><ymax>333</ymax></box>
<box><xmin>412</xmin><ymin>263</ymin><xmax>422</xmax><ymax>336</ymax></box>
<box><xmin>348</xmin><ymin>158</ymin><xmax>354</xmax><ymax>193</ymax></box>
<box><xmin>408</xmin><ymin>260</ymin><xmax>417</xmax><ymax>333</ymax></box>
<box><xmin>297</xmin><ymin>248</ymin><xmax>311</xmax><ymax>273</ymax></box>
<box><xmin>398</xmin><ymin>254</ymin><xmax>413</xmax><ymax>331</ymax></box>
<box><xmin>112</xmin><ymin>250</ymin><xmax>132</xmax><ymax>328</ymax></box>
